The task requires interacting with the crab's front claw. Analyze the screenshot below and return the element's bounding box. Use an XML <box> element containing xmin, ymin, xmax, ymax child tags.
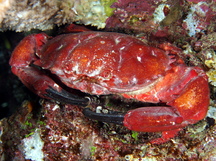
<box><xmin>123</xmin><ymin>68</ymin><xmax>210</xmax><ymax>144</ymax></box>
<box><xmin>10</xmin><ymin>33</ymin><xmax>89</xmax><ymax>106</ymax></box>
<box><xmin>123</xmin><ymin>107</ymin><xmax>185</xmax><ymax>132</ymax></box>
<box><xmin>83</xmin><ymin>106</ymin><xmax>184</xmax><ymax>144</ymax></box>
<box><xmin>9</xmin><ymin>33</ymin><xmax>54</xmax><ymax>98</ymax></box>
<box><xmin>83</xmin><ymin>108</ymin><xmax>124</xmax><ymax>125</ymax></box>
<box><xmin>123</xmin><ymin>106</ymin><xmax>185</xmax><ymax>144</ymax></box>
<box><xmin>83</xmin><ymin>67</ymin><xmax>210</xmax><ymax>144</ymax></box>
<box><xmin>45</xmin><ymin>87</ymin><xmax>90</xmax><ymax>106</ymax></box>
<box><xmin>11</xmin><ymin>63</ymin><xmax>89</xmax><ymax>106</ymax></box>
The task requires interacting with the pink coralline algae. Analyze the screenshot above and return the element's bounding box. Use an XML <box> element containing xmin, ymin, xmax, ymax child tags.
<box><xmin>182</xmin><ymin>1</ymin><xmax>216</xmax><ymax>37</ymax></box>
<box><xmin>106</xmin><ymin>0</ymin><xmax>169</xmax><ymax>32</ymax></box>
<box><xmin>0</xmin><ymin>99</ymin><xmax>215</xmax><ymax>160</ymax></box>
<box><xmin>106</xmin><ymin>0</ymin><xmax>216</xmax><ymax>40</ymax></box>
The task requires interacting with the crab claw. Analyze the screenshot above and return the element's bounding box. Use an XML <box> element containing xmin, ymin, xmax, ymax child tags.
<box><xmin>83</xmin><ymin>106</ymin><xmax>183</xmax><ymax>144</ymax></box>
<box><xmin>45</xmin><ymin>87</ymin><xmax>89</xmax><ymax>106</ymax></box>
<box><xmin>122</xmin><ymin>67</ymin><xmax>209</xmax><ymax>144</ymax></box>
<box><xmin>10</xmin><ymin>33</ymin><xmax>89</xmax><ymax>106</ymax></box>
<box><xmin>83</xmin><ymin>108</ymin><xmax>124</xmax><ymax>125</ymax></box>
<box><xmin>83</xmin><ymin>66</ymin><xmax>209</xmax><ymax>144</ymax></box>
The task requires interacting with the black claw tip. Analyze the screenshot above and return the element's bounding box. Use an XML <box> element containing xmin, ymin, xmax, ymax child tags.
<box><xmin>45</xmin><ymin>87</ymin><xmax>89</xmax><ymax>106</ymax></box>
<box><xmin>83</xmin><ymin>108</ymin><xmax>124</xmax><ymax>125</ymax></box>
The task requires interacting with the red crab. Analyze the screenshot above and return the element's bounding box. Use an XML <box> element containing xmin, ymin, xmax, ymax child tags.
<box><xmin>9</xmin><ymin>25</ymin><xmax>209</xmax><ymax>144</ymax></box>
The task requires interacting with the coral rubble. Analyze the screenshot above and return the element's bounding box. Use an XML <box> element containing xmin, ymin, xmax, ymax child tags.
<box><xmin>0</xmin><ymin>99</ymin><xmax>215</xmax><ymax>160</ymax></box>
<box><xmin>0</xmin><ymin>0</ymin><xmax>111</xmax><ymax>31</ymax></box>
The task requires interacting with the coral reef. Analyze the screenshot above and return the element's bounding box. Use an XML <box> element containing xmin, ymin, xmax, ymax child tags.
<box><xmin>22</xmin><ymin>129</ymin><xmax>44</xmax><ymax>161</ymax></box>
<box><xmin>0</xmin><ymin>0</ymin><xmax>14</xmax><ymax>23</ymax></box>
<box><xmin>57</xmin><ymin>0</ymin><xmax>110</xmax><ymax>28</ymax></box>
<box><xmin>108</xmin><ymin>0</ymin><xmax>216</xmax><ymax>89</ymax></box>
<box><xmin>0</xmin><ymin>99</ymin><xmax>215</xmax><ymax>160</ymax></box>
<box><xmin>0</xmin><ymin>0</ymin><xmax>59</xmax><ymax>31</ymax></box>
<box><xmin>0</xmin><ymin>0</ymin><xmax>215</xmax><ymax>160</ymax></box>
<box><xmin>0</xmin><ymin>0</ymin><xmax>112</xmax><ymax>31</ymax></box>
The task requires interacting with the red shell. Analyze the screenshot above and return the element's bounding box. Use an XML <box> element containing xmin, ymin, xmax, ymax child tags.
<box><xmin>37</xmin><ymin>31</ymin><xmax>170</xmax><ymax>94</ymax></box>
